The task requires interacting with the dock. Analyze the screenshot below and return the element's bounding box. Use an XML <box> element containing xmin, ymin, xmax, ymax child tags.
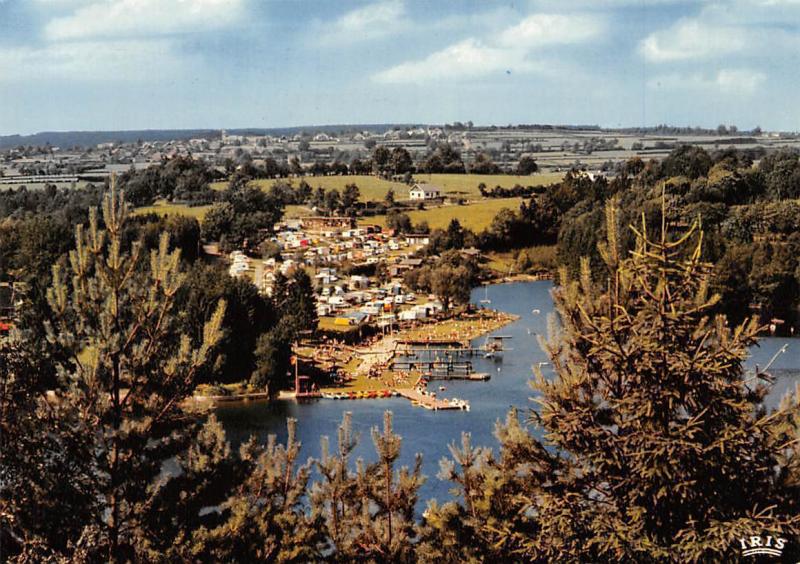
<box><xmin>396</xmin><ymin>338</ymin><xmax>468</xmax><ymax>346</ymax></box>
<box><xmin>391</xmin><ymin>359</ymin><xmax>474</xmax><ymax>373</ymax></box>
<box><xmin>395</xmin><ymin>388</ymin><xmax>469</xmax><ymax>410</ymax></box>
<box><xmin>396</xmin><ymin>334</ymin><xmax>513</xmax><ymax>359</ymax></box>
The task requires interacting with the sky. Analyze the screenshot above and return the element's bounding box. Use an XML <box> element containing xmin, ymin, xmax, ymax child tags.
<box><xmin>0</xmin><ymin>0</ymin><xmax>799</xmax><ymax>135</ymax></box>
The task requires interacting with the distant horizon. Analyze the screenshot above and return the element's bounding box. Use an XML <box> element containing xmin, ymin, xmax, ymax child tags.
<box><xmin>0</xmin><ymin>121</ymin><xmax>783</xmax><ymax>140</ymax></box>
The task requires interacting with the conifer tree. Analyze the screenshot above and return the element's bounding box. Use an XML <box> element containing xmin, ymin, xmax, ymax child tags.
<box><xmin>416</xmin><ymin>413</ymin><xmax>545</xmax><ymax>562</ymax></box>
<box><xmin>187</xmin><ymin>418</ymin><xmax>324</xmax><ymax>562</ymax></box>
<box><xmin>312</xmin><ymin>412</ymin><xmax>424</xmax><ymax>562</ymax></box>
<box><xmin>423</xmin><ymin>200</ymin><xmax>800</xmax><ymax>562</ymax></box>
<box><xmin>1</xmin><ymin>182</ymin><xmax>234</xmax><ymax>561</ymax></box>
<box><xmin>311</xmin><ymin>412</ymin><xmax>361</xmax><ymax>557</ymax></box>
<box><xmin>354</xmin><ymin>411</ymin><xmax>424</xmax><ymax>561</ymax></box>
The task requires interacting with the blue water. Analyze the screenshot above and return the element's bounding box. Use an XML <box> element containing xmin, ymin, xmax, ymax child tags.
<box><xmin>216</xmin><ymin>281</ymin><xmax>800</xmax><ymax>506</ymax></box>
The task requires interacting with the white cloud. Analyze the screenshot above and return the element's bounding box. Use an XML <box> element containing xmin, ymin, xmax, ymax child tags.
<box><xmin>715</xmin><ymin>68</ymin><xmax>767</xmax><ymax>93</ymax></box>
<box><xmin>337</xmin><ymin>0</ymin><xmax>404</xmax><ymax>33</ymax></box>
<box><xmin>44</xmin><ymin>0</ymin><xmax>246</xmax><ymax>41</ymax></box>
<box><xmin>497</xmin><ymin>13</ymin><xmax>602</xmax><ymax>48</ymax></box>
<box><xmin>639</xmin><ymin>19</ymin><xmax>745</xmax><ymax>62</ymax></box>
<box><xmin>0</xmin><ymin>39</ymin><xmax>198</xmax><ymax>81</ymax></box>
<box><xmin>648</xmin><ymin>68</ymin><xmax>766</xmax><ymax>95</ymax></box>
<box><xmin>374</xmin><ymin>38</ymin><xmax>538</xmax><ymax>83</ymax></box>
<box><xmin>530</xmin><ymin>0</ymin><xmax>707</xmax><ymax>7</ymax></box>
<box><xmin>640</xmin><ymin>0</ymin><xmax>800</xmax><ymax>62</ymax></box>
<box><xmin>374</xmin><ymin>11</ymin><xmax>602</xmax><ymax>83</ymax></box>
<box><xmin>317</xmin><ymin>0</ymin><xmax>408</xmax><ymax>44</ymax></box>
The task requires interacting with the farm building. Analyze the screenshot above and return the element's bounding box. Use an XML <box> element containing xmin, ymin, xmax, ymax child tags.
<box><xmin>409</xmin><ymin>183</ymin><xmax>442</xmax><ymax>200</ymax></box>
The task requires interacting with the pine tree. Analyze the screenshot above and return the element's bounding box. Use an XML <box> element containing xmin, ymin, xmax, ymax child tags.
<box><xmin>187</xmin><ymin>418</ymin><xmax>324</xmax><ymax>562</ymax></box>
<box><xmin>286</xmin><ymin>269</ymin><xmax>318</xmax><ymax>336</ymax></box>
<box><xmin>354</xmin><ymin>411</ymin><xmax>424</xmax><ymax>561</ymax></box>
<box><xmin>312</xmin><ymin>412</ymin><xmax>424</xmax><ymax>562</ymax></box>
<box><xmin>424</xmin><ymin>200</ymin><xmax>800</xmax><ymax>562</ymax></box>
<box><xmin>1</xmin><ymin>181</ymin><xmax>234</xmax><ymax>561</ymax></box>
<box><xmin>311</xmin><ymin>412</ymin><xmax>361</xmax><ymax>559</ymax></box>
<box><xmin>416</xmin><ymin>413</ymin><xmax>546</xmax><ymax>562</ymax></box>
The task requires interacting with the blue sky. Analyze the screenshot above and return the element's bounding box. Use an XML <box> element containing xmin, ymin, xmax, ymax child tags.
<box><xmin>1</xmin><ymin>0</ymin><xmax>798</xmax><ymax>135</ymax></box>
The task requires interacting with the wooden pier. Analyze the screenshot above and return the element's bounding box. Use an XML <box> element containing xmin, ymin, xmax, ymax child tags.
<box><xmin>391</xmin><ymin>359</ymin><xmax>473</xmax><ymax>372</ymax></box>
<box><xmin>396</xmin><ymin>335</ymin><xmax>513</xmax><ymax>359</ymax></box>
<box><xmin>395</xmin><ymin>388</ymin><xmax>468</xmax><ymax>410</ymax></box>
<box><xmin>396</xmin><ymin>338</ymin><xmax>468</xmax><ymax>346</ymax></box>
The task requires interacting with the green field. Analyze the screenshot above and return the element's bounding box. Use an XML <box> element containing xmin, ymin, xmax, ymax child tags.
<box><xmin>284</xmin><ymin>204</ymin><xmax>314</xmax><ymax>218</ymax></box>
<box><xmin>411</xmin><ymin>173</ymin><xmax>562</xmax><ymax>197</ymax></box>
<box><xmin>211</xmin><ymin>175</ymin><xmax>407</xmax><ymax>201</ymax></box>
<box><xmin>131</xmin><ymin>200</ymin><xmax>213</xmax><ymax>220</ymax></box>
<box><xmin>134</xmin><ymin>173</ymin><xmax>555</xmax><ymax>230</ymax></box>
<box><xmin>358</xmin><ymin>198</ymin><xmax>523</xmax><ymax>232</ymax></box>
<box><xmin>211</xmin><ymin>173</ymin><xmax>562</xmax><ymax>202</ymax></box>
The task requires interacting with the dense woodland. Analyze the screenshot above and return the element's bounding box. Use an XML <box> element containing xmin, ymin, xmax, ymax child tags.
<box><xmin>1</xmin><ymin>183</ymin><xmax>798</xmax><ymax>561</ymax></box>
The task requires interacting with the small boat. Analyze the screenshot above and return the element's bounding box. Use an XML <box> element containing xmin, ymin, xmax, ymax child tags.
<box><xmin>448</xmin><ymin>398</ymin><xmax>470</xmax><ymax>410</ymax></box>
<box><xmin>480</xmin><ymin>284</ymin><xmax>491</xmax><ymax>305</ymax></box>
<box><xmin>532</xmin><ymin>309</ymin><xmax>540</xmax><ymax>315</ymax></box>
<box><xmin>439</xmin><ymin>385</ymin><xmax>446</xmax><ymax>391</ymax></box>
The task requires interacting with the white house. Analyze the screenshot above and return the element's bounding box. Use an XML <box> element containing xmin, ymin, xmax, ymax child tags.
<box><xmin>409</xmin><ymin>183</ymin><xmax>442</xmax><ymax>200</ymax></box>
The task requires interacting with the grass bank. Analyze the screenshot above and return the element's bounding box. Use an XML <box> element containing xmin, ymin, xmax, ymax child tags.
<box><xmin>131</xmin><ymin>199</ymin><xmax>213</xmax><ymax>220</ymax></box>
<box><xmin>211</xmin><ymin>172</ymin><xmax>562</xmax><ymax>202</ymax></box>
<box><xmin>359</xmin><ymin>198</ymin><xmax>523</xmax><ymax>232</ymax></box>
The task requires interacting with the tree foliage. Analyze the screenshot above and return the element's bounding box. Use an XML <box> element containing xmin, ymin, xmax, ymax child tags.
<box><xmin>1</xmin><ymin>183</ymin><xmax>232</xmax><ymax>561</ymax></box>
<box><xmin>424</xmin><ymin>201</ymin><xmax>800</xmax><ymax>562</ymax></box>
<box><xmin>201</xmin><ymin>181</ymin><xmax>284</xmax><ymax>251</ymax></box>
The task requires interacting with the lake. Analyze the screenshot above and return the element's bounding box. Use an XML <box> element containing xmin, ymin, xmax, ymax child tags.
<box><xmin>216</xmin><ymin>281</ymin><xmax>800</xmax><ymax>505</ymax></box>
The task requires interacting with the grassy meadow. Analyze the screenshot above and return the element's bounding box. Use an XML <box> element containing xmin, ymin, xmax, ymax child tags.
<box><xmin>211</xmin><ymin>172</ymin><xmax>562</xmax><ymax>202</ymax></box>
<box><xmin>411</xmin><ymin>172</ymin><xmax>562</xmax><ymax>197</ymax></box>
<box><xmin>129</xmin><ymin>196</ymin><xmax>524</xmax><ymax>233</ymax></box>
<box><xmin>133</xmin><ymin>173</ymin><xmax>561</xmax><ymax>228</ymax></box>
<box><xmin>211</xmin><ymin>175</ymin><xmax>408</xmax><ymax>201</ymax></box>
<box><xmin>358</xmin><ymin>197</ymin><xmax>523</xmax><ymax>232</ymax></box>
<box><xmin>131</xmin><ymin>200</ymin><xmax>214</xmax><ymax>220</ymax></box>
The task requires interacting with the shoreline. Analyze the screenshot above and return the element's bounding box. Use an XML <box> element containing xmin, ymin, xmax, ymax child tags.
<box><xmin>192</xmin><ymin>306</ymin><xmax>520</xmax><ymax>404</ymax></box>
<box><xmin>319</xmin><ymin>307</ymin><xmax>518</xmax><ymax>394</ymax></box>
<box><xmin>487</xmin><ymin>272</ymin><xmax>553</xmax><ymax>284</ymax></box>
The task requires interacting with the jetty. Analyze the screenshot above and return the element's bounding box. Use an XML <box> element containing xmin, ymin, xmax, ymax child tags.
<box><xmin>391</xmin><ymin>359</ymin><xmax>474</xmax><ymax>373</ymax></box>
<box><xmin>397</xmin><ymin>338</ymin><xmax>469</xmax><ymax>346</ymax></box>
<box><xmin>395</xmin><ymin>388</ymin><xmax>469</xmax><ymax>410</ymax></box>
<box><xmin>396</xmin><ymin>335</ymin><xmax>513</xmax><ymax>358</ymax></box>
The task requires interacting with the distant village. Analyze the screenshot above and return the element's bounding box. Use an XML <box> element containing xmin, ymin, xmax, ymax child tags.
<box><xmin>4</xmin><ymin>124</ymin><xmax>800</xmax><ymax>189</ymax></box>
